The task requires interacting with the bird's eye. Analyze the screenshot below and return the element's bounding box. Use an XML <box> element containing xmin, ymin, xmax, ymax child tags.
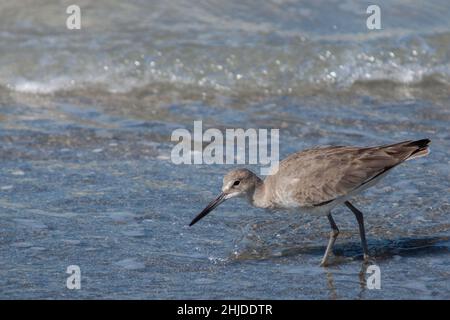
<box><xmin>233</xmin><ymin>180</ymin><xmax>240</xmax><ymax>186</ymax></box>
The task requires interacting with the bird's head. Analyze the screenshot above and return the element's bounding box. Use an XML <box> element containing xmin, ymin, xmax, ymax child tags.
<box><xmin>189</xmin><ymin>168</ymin><xmax>260</xmax><ymax>226</ymax></box>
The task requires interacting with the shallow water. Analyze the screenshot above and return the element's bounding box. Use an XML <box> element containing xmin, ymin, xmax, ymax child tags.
<box><xmin>0</xmin><ymin>1</ymin><xmax>449</xmax><ymax>299</ymax></box>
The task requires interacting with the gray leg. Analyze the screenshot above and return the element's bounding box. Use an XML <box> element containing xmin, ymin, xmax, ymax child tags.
<box><xmin>345</xmin><ymin>201</ymin><xmax>370</xmax><ymax>260</ymax></box>
<box><xmin>320</xmin><ymin>213</ymin><xmax>339</xmax><ymax>267</ymax></box>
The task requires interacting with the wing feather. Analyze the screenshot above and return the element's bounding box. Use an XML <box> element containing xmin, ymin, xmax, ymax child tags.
<box><xmin>268</xmin><ymin>141</ymin><xmax>426</xmax><ymax>207</ymax></box>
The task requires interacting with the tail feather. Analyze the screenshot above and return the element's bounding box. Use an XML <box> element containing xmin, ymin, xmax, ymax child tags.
<box><xmin>405</xmin><ymin>138</ymin><xmax>431</xmax><ymax>161</ymax></box>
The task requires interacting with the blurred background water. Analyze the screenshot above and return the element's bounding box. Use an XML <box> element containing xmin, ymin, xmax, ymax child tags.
<box><xmin>0</xmin><ymin>0</ymin><xmax>449</xmax><ymax>299</ymax></box>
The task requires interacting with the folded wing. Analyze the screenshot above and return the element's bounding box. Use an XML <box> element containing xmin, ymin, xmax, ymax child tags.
<box><xmin>274</xmin><ymin>139</ymin><xmax>430</xmax><ymax>207</ymax></box>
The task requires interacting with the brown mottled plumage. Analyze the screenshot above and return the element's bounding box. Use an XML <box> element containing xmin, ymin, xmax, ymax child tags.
<box><xmin>190</xmin><ymin>139</ymin><xmax>431</xmax><ymax>266</ymax></box>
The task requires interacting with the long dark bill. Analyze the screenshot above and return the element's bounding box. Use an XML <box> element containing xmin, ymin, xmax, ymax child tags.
<box><xmin>189</xmin><ymin>192</ymin><xmax>226</xmax><ymax>226</ymax></box>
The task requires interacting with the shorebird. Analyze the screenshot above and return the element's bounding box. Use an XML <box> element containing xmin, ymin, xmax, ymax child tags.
<box><xmin>189</xmin><ymin>139</ymin><xmax>431</xmax><ymax>266</ymax></box>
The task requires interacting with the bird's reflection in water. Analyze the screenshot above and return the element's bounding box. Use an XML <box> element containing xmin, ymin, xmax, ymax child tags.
<box><xmin>323</xmin><ymin>260</ymin><xmax>372</xmax><ymax>300</ymax></box>
<box><xmin>320</xmin><ymin>234</ymin><xmax>449</xmax><ymax>299</ymax></box>
<box><xmin>230</xmin><ymin>235</ymin><xmax>449</xmax><ymax>299</ymax></box>
<box><xmin>232</xmin><ymin>231</ymin><xmax>449</xmax><ymax>262</ymax></box>
<box><xmin>358</xmin><ymin>263</ymin><xmax>368</xmax><ymax>299</ymax></box>
<box><xmin>325</xmin><ymin>270</ymin><xmax>338</xmax><ymax>299</ymax></box>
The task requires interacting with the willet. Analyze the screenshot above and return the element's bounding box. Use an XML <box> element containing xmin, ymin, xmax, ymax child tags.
<box><xmin>189</xmin><ymin>139</ymin><xmax>430</xmax><ymax>266</ymax></box>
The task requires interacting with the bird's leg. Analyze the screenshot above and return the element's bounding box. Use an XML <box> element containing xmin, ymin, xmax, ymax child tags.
<box><xmin>345</xmin><ymin>201</ymin><xmax>370</xmax><ymax>261</ymax></box>
<box><xmin>320</xmin><ymin>213</ymin><xmax>339</xmax><ymax>267</ymax></box>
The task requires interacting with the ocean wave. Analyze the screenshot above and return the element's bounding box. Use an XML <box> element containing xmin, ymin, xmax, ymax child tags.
<box><xmin>3</xmin><ymin>42</ymin><xmax>449</xmax><ymax>97</ymax></box>
<box><xmin>1</xmin><ymin>1</ymin><xmax>449</xmax><ymax>97</ymax></box>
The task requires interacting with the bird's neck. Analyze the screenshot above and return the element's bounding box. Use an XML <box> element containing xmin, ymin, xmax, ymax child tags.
<box><xmin>248</xmin><ymin>179</ymin><xmax>271</xmax><ymax>208</ymax></box>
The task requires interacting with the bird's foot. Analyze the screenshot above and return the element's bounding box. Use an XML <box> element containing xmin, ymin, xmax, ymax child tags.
<box><xmin>319</xmin><ymin>255</ymin><xmax>334</xmax><ymax>267</ymax></box>
<box><xmin>362</xmin><ymin>254</ymin><xmax>376</xmax><ymax>265</ymax></box>
<box><xmin>319</xmin><ymin>260</ymin><xmax>327</xmax><ymax>267</ymax></box>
